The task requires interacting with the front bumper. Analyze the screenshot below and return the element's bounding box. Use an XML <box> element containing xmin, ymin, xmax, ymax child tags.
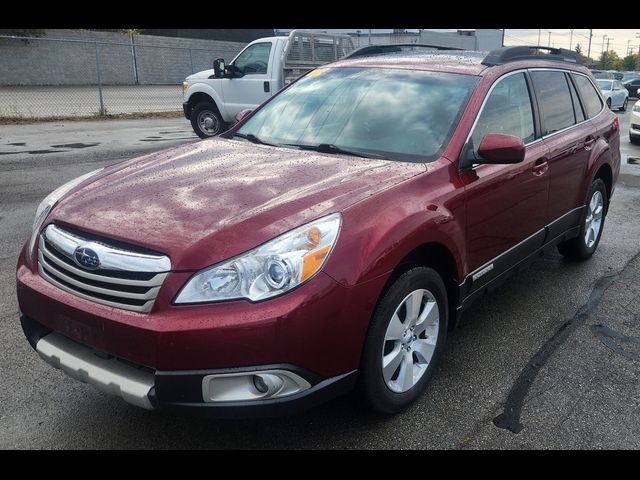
<box><xmin>23</xmin><ymin>315</ymin><xmax>357</xmax><ymax>417</ymax></box>
<box><xmin>183</xmin><ymin>102</ymin><xmax>191</xmax><ymax>120</ymax></box>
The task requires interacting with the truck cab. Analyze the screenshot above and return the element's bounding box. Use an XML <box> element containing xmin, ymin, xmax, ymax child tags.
<box><xmin>182</xmin><ymin>31</ymin><xmax>355</xmax><ymax>138</ymax></box>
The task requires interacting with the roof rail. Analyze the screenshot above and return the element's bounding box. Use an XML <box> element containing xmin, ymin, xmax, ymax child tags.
<box><xmin>345</xmin><ymin>43</ymin><xmax>464</xmax><ymax>59</ymax></box>
<box><xmin>481</xmin><ymin>46</ymin><xmax>582</xmax><ymax>66</ymax></box>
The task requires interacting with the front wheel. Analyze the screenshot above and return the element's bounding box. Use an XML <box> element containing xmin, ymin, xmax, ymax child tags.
<box><xmin>557</xmin><ymin>178</ymin><xmax>608</xmax><ymax>260</ymax></box>
<box><xmin>606</xmin><ymin>98</ymin><xmax>612</xmax><ymax>110</ymax></box>
<box><xmin>190</xmin><ymin>102</ymin><xmax>225</xmax><ymax>139</ymax></box>
<box><xmin>358</xmin><ymin>267</ymin><xmax>448</xmax><ymax>414</ymax></box>
<box><xmin>620</xmin><ymin>97</ymin><xmax>628</xmax><ymax>112</ymax></box>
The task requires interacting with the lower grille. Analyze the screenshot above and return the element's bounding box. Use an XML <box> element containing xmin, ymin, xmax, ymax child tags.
<box><xmin>38</xmin><ymin>224</ymin><xmax>170</xmax><ymax>313</ymax></box>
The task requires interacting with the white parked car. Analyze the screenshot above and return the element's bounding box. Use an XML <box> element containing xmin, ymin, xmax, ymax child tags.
<box><xmin>630</xmin><ymin>96</ymin><xmax>640</xmax><ymax>145</ymax></box>
<box><xmin>596</xmin><ymin>79</ymin><xmax>629</xmax><ymax>111</ymax></box>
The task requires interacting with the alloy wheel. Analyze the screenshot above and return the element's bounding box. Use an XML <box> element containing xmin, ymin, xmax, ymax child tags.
<box><xmin>382</xmin><ymin>289</ymin><xmax>440</xmax><ymax>393</ymax></box>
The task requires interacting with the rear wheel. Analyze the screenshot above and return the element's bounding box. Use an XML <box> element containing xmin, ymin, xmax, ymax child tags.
<box><xmin>190</xmin><ymin>102</ymin><xmax>225</xmax><ymax>139</ymax></box>
<box><xmin>557</xmin><ymin>178</ymin><xmax>608</xmax><ymax>260</ymax></box>
<box><xmin>358</xmin><ymin>267</ymin><xmax>448</xmax><ymax>414</ymax></box>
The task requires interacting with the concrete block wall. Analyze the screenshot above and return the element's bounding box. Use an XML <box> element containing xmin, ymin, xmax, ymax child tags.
<box><xmin>0</xmin><ymin>29</ymin><xmax>246</xmax><ymax>86</ymax></box>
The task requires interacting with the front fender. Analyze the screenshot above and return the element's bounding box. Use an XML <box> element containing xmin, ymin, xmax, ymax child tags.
<box><xmin>185</xmin><ymin>81</ymin><xmax>229</xmax><ymax>121</ymax></box>
<box><xmin>323</xmin><ymin>162</ymin><xmax>465</xmax><ymax>288</ymax></box>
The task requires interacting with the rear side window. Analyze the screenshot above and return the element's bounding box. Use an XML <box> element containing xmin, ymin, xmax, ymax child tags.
<box><xmin>572</xmin><ymin>74</ymin><xmax>604</xmax><ymax>118</ymax></box>
<box><xmin>471</xmin><ymin>72</ymin><xmax>535</xmax><ymax>150</ymax></box>
<box><xmin>530</xmin><ymin>71</ymin><xmax>575</xmax><ymax>135</ymax></box>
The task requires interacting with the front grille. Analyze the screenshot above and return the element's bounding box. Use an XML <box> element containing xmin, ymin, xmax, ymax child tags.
<box><xmin>37</xmin><ymin>224</ymin><xmax>170</xmax><ymax>313</ymax></box>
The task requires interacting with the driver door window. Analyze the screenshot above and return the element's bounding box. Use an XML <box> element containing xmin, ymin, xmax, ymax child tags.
<box><xmin>470</xmin><ymin>72</ymin><xmax>535</xmax><ymax>154</ymax></box>
<box><xmin>233</xmin><ymin>42</ymin><xmax>272</xmax><ymax>75</ymax></box>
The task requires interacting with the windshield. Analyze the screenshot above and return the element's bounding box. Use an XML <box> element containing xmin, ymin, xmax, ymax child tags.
<box><xmin>234</xmin><ymin>67</ymin><xmax>479</xmax><ymax>163</ymax></box>
<box><xmin>596</xmin><ymin>80</ymin><xmax>613</xmax><ymax>90</ymax></box>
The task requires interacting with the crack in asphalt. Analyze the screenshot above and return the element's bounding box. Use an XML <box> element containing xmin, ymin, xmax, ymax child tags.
<box><xmin>492</xmin><ymin>250</ymin><xmax>640</xmax><ymax>434</ymax></box>
<box><xmin>590</xmin><ymin>324</ymin><xmax>640</xmax><ymax>360</ymax></box>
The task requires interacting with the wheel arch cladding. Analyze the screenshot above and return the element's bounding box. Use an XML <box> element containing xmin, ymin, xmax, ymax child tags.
<box><xmin>378</xmin><ymin>242</ymin><xmax>459</xmax><ymax>331</ymax></box>
<box><xmin>594</xmin><ymin>163</ymin><xmax>613</xmax><ymax>205</ymax></box>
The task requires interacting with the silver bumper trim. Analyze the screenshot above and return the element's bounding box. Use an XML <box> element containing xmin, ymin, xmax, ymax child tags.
<box><xmin>36</xmin><ymin>332</ymin><xmax>155</xmax><ymax>410</ymax></box>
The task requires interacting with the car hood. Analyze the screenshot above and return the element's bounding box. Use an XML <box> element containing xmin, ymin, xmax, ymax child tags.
<box><xmin>49</xmin><ymin>138</ymin><xmax>425</xmax><ymax>271</ymax></box>
<box><xmin>186</xmin><ymin>69</ymin><xmax>215</xmax><ymax>81</ymax></box>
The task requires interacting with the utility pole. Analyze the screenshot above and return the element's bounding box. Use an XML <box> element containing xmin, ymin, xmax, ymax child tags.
<box><xmin>602</xmin><ymin>35</ymin><xmax>607</xmax><ymax>55</ymax></box>
<box><xmin>548</xmin><ymin>31</ymin><xmax>551</xmax><ymax>47</ymax></box>
<box><xmin>604</xmin><ymin>37</ymin><xmax>613</xmax><ymax>69</ymax></box>
<box><xmin>587</xmin><ymin>29</ymin><xmax>592</xmax><ymax>60</ymax></box>
<box><xmin>537</xmin><ymin>29</ymin><xmax>541</xmax><ymax>46</ymax></box>
<box><xmin>636</xmin><ymin>32</ymin><xmax>640</xmax><ymax>70</ymax></box>
<box><xmin>569</xmin><ymin>29</ymin><xmax>574</xmax><ymax>50</ymax></box>
<box><xmin>368</xmin><ymin>29</ymin><xmax>371</xmax><ymax>46</ymax></box>
<box><xmin>628</xmin><ymin>39</ymin><xmax>632</xmax><ymax>56</ymax></box>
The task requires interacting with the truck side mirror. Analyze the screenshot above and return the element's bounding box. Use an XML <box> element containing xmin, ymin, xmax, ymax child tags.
<box><xmin>213</xmin><ymin>58</ymin><xmax>225</xmax><ymax>78</ymax></box>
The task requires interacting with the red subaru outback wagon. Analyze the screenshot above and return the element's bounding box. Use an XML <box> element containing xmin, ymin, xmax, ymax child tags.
<box><xmin>16</xmin><ymin>46</ymin><xmax>620</xmax><ymax>416</ymax></box>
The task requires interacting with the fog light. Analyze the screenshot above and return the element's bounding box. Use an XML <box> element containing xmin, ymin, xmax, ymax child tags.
<box><xmin>201</xmin><ymin>369</ymin><xmax>311</xmax><ymax>402</ymax></box>
<box><xmin>253</xmin><ymin>374</ymin><xmax>284</xmax><ymax>397</ymax></box>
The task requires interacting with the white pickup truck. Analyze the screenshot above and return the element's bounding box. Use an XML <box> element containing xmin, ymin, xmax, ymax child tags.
<box><xmin>182</xmin><ymin>30</ymin><xmax>356</xmax><ymax>138</ymax></box>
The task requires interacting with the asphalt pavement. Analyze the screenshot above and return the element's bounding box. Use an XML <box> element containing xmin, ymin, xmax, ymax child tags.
<box><xmin>1</xmin><ymin>112</ymin><xmax>640</xmax><ymax>449</ymax></box>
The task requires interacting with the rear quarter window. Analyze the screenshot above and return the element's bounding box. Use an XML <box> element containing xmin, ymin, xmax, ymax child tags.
<box><xmin>572</xmin><ymin>74</ymin><xmax>604</xmax><ymax>119</ymax></box>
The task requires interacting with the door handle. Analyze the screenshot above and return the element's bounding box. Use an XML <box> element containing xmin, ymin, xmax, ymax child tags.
<box><xmin>532</xmin><ymin>159</ymin><xmax>548</xmax><ymax>176</ymax></box>
<box><xmin>263</xmin><ymin>81</ymin><xmax>270</xmax><ymax>93</ymax></box>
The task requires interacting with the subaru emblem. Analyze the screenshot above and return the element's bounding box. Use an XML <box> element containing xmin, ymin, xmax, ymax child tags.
<box><xmin>74</xmin><ymin>246</ymin><xmax>100</xmax><ymax>270</ymax></box>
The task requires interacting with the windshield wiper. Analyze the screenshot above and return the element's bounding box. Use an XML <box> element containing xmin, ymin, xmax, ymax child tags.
<box><xmin>232</xmin><ymin>132</ymin><xmax>277</xmax><ymax>147</ymax></box>
<box><xmin>282</xmin><ymin>143</ymin><xmax>389</xmax><ymax>160</ymax></box>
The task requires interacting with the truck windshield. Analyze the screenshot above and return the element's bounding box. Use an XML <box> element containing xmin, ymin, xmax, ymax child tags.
<box><xmin>234</xmin><ymin>67</ymin><xmax>478</xmax><ymax>163</ymax></box>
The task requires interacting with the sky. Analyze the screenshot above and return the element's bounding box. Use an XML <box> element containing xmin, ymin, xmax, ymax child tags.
<box><xmin>503</xmin><ymin>29</ymin><xmax>640</xmax><ymax>59</ymax></box>
<box><xmin>299</xmin><ymin>29</ymin><xmax>640</xmax><ymax>59</ymax></box>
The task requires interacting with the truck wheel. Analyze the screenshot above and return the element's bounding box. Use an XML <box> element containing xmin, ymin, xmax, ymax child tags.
<box><xmin>190</xmin><ymin>102</ymin><xmax>224</xmax><ymax>139</ymax></box>
<box><xmin>557</xmin><ymin>179</ymin><xmax>608</xmax><ymax>260</ymax></box>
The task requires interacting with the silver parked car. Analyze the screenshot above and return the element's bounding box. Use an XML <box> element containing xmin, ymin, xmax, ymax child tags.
<box><xmin>596</xmin><ymin>79</ymin><xmax>629</xmax><ymax>111</ymax></box>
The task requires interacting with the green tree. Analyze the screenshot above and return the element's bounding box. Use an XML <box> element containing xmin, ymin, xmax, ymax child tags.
<box><xmin>599</xmin><ymin>50</ymin><xmax>622</xmax><ymax>70</ymax></box>
<box><xmin>574</xmin><ymin>43</ymin><xmax>589</xmax><ymax>64</ymax></box>
<box><xmin>0</xmin><ymin>29</ymin><xmax>45</xmax><ymax>37</ymax></box>
<box><xmin>622</xmin><ymin>54</ymin><xmax>639</xmax><ymax>71</ymax></box>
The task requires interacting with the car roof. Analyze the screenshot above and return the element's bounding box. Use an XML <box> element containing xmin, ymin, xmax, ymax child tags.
<box><xmin>331</xmin><ymin>48</ymin><xmax>592</xmax><ymax>78</ymax></box>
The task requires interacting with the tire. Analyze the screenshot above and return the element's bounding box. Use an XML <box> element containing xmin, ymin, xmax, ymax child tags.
<box><xmin>358</xmin><ymin>267</ymin><xmax>448</xmax><ymax>414</ymax></box>
<box><xmin>620</xmin><ymin>98</ymin><xmax>628</xmax><ymax>112</ymax></box>
<box><xmin>190</xmin><ymin>102</ymin><xmax>225</xmax><ymax>139</ymax></box>
<box><xmin>557</xmin><ymin>178</ymin><xmax>608</xmax><ymax>260</ymax></box>
<box><xmin>606</xmin><ymin>98</ymin><xmax>612</xmax><ymax>109</ymax></box>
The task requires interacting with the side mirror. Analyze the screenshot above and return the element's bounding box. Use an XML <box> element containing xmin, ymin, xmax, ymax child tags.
<box><xmin>213</xmin><ymin>58</ymin><xmax>225</xmax><ymax>78</ymax></box>
<box><xmin>477</xmin><ymin>133</ymin><xmax>526</xmax><ymax>164</ymax></box>
<box><xmin>235</xmin><ymin>108</ymin><xmax>253</xmax><ymax>124</ymax></box>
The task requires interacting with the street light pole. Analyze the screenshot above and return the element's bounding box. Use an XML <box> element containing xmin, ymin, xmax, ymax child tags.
<box><xmin>569</xmin><ymin>29</ymin><xmax>574</xmax><ymax>50</ymax></box>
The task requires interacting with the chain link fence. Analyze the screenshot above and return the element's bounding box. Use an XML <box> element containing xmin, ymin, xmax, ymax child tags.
<box><xmin>0</xmin><ymin>34</ymin><xmax>244</xmax><ymax>120</ymax></box>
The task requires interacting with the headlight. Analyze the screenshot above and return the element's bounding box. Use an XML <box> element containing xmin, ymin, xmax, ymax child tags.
<box><xmin>182</xmin><ymin>81</ymin><xmax>189</xmax><ymax>92</ymax></box>
<box><xmin>29</xmin><ymin>168</ymin><xmax>104</xmax><ymax>252</ymax></box>
<box><xmin>633</xmin><ymin>102</ymin><xmax>640</xmax><ymax>113</ymax></box>
<box><xmin>174</xmin><ymin>213</ymin><xmax>341</xmax><ymax>304</ymax></box>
